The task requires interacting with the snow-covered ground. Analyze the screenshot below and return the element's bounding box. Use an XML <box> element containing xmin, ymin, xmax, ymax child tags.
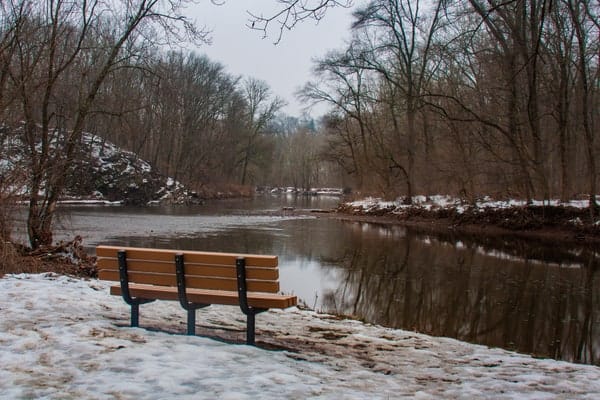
<box><xmin>349</xmin><ymin>195</ymin><xmax>595</xmax><ymax>213</ymax></box>
<box><xmin>1</xmin><ymin>274</ymin><xmax>599</xmax><ymax>399</ymax></box>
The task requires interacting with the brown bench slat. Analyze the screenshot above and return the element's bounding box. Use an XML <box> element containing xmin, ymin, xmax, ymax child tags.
<box><xmin>98</xmin><ymin>270</ymin><xmax>280</xmax><ymax>293</ymax></box>
<box><xmin>109</xmin><ymin>284</ymin><xmax>297</xmax><ymax>309</ymax></box>
<box><xmin>97</xmin><ymin>258</ymin><xmax>279</xmax><ymax>280</ymax></box>
<box><xmin>97</xmin><ymin>245</ymin><xmax>278</xmax><ymax>268</ymax></box>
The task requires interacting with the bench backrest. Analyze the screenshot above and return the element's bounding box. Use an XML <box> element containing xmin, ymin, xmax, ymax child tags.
<box><xmin>96</xmin><ymin>245</ymin><xmax>280</xmax><ymax>293</ymax></box>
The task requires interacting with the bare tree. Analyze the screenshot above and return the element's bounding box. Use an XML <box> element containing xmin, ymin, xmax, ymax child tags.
<box><xmin>546</xmin><ymin>0</ymin><xmax>577</xmax><ymax>202</ymax></box>
<box><xmin>3</xmin><ymin>0</ymin><xmax>208</xmax><ymax>248</ymax></box>
<box><xmin>349</xmin><ymin>0</ymin><xmax>445</xmax><ymax>202</ymax></box>
<box><xmin>566</xmin><ymin>0</ymin><xmax>598</xmax><ymax>215</ymax></box>
<box><xmin>238</xmin><ymin>77</ymin><xmax>284</xmax><ymax>185</ymax></box>
<box><xmin>300</xmin><ymin>45</ymin><xmax>379</xmax><ymax>188</ymax></box>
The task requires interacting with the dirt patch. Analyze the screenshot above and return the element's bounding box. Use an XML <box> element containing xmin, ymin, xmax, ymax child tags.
<box><xmin>1</xmin><ymin>236</ymin><xmax>97</xmax><ymax>279</ymax></box>
<box><xmin>320</xmin><ymin>204</ymin><xmax>600</xmax><ymax>245</ymax></box>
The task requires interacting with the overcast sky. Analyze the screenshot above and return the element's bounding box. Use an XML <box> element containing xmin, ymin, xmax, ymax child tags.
<box><xmin>187</xmin><ymin>1</ymin><xmax>357</xmax><ymax>118</ymax></box>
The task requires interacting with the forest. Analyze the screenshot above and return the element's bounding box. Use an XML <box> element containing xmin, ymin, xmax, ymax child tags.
<box><xmin>302</xmin><ymin>0</ymin><xmax>599</xmax><ymax>209</ymax></box>
<box><xmin>0</xmin><ymin>0</ymin><xmax>598</xmax><ymax>248</ymax></box>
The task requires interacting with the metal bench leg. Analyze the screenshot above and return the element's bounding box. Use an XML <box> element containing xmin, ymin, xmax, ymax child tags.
<box><xmin>247</xmin><ymin>313</ymin><xmax>256</xmax><ymax>345</ymax></box>
<box><xmin>187</xmin><ymin>308</ymin><xmax>196</xmax><ymax>335</ymax></box>
<box><xmin>175</xmin><ymin>253</ymin><xmax>209</xmax><ymax>336</ymax></box>
<box><xmin>129</xmin><ymin>300</ymin><xmax>154</xmax><ymax>327</ymax></box>
<box><xmin>131</xmin><ymin>303</ymin><xmax>140</xmax><ymax>327</ymax></box>
<box><xmin>236</xmin><ymin>257</ymin><xmax>267</xmax><ymax>345</ymax></box>
<box><xmin>119</xmin><ymin>250</ymin><xmax>154</xmax><ymax>328</ymax></box>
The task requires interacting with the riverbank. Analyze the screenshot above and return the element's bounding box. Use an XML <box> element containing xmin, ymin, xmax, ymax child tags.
<box><xmin>316</xmin><ymin>196</ymin><xmax>600</xmax><ymax>245</ymax></box>
<box><xmin>1</xmin><ymin>273</ymin><xmax>599</xmax><ymax>399</ymax></box>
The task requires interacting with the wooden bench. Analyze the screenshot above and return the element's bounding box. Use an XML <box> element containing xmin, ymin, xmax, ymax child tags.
<box><xmin>96</xmin><ymin>245</ymin><xmax>297</xmax><ymax>345</ymax></box>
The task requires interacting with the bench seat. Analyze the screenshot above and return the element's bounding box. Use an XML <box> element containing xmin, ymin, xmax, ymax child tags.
<box><xmin>109</xmin><ymin>284</ymin><xmax>297</xmax><ymax>309</ymax></box>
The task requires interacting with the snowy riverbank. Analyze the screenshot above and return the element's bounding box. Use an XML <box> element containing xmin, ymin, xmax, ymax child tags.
<box><xmin>333</xmin><ymin>195</ymin><xmax>600</xmax><ymax>244</ymax></box>
<box><xmin>1</xmin><ymin>274</ymin><xmax>599</xmax><ymax>399</ymax></box>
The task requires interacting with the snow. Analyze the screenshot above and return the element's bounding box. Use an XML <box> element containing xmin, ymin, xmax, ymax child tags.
<box><xmin>2</xmin><ymin>274</ymin><xmax>600</xmax><ymax>399</ymax></box>
<box><xmin>347</xmin><ymin>196</ymin><xmax>600</xmax><ymax>232</ymax></box>
<box><xmin>3</xmin><ymin>129</ymin><xmax>197</xmax><ymax>204</ymax></box>
<box><xmin>57</xmin><ymin>199</ymin><xmax>123</xmax><ymax>205</ymax></box>
<box><xmin>349</xmin><ymin>195</ymin><xmax>599</xmax><ymax>214</ymax></box>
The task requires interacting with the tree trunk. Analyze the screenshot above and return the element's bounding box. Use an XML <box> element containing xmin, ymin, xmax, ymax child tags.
<box><xmin>406</xmin><ymin>99</ymin><xmax>416</xmax><ymax>202</ymax></box>
<box><xmin>569</xmin><ymin>0</ymin><xmax>598</xmax><ymax>216</ymax></box>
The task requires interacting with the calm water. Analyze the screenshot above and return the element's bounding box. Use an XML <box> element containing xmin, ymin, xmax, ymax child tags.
<box><xmin>14</xmin><ymin>196</ymin><xmax>600</xmax><ymax>365</ymax></box>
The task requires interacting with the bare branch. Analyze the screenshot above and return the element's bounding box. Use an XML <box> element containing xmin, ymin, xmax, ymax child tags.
<box><xmin>247</xmin><ymin>0</ymin><xmax>353</xmax><ymax>44</ymax></box>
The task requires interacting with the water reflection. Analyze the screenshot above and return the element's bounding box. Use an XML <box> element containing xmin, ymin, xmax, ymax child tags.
<box><xmin>321</xmin><ymin>222</ymin><xmax>600</xmax><ymax>365</ymax></box>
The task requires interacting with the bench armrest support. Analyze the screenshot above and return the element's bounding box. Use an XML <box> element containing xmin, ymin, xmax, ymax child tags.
<box><xmin>175</xmin><ymin>253</ymin><xmax>210</xmax><ymax>335</ymax></box>
<box><xmin>118</xmin><ymin>250</ymin><xmax>155</xmax><ymax>327</ymax></box>
<box><xmin>236</xmin><ymin>257</ymin><xmax>267</xmax><ymax>345</ymax></box>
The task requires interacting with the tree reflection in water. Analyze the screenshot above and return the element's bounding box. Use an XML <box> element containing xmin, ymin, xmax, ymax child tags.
<box><xmin>319</xmin><ymin>222</ymin><xmax>599</xmax><ymax>365</ymax></box>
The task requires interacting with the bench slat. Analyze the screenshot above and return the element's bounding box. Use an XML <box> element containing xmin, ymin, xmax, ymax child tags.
<box><xmin>96</xmin><ymin>245</ymin><xmax>278</xmax><ymax>268</ymax></box>
<box><xmin>109</xmin><ymin>284</ymin><xmax>297</xmax><ymax>309</ymax></box>
<box><xmin>97</xmin><ymin>258</ymin><xmax>279</xmax><ymax>280</ymax></box>
<box><xmin>98</xmin><ymin>270</ymin><xmax>280</xmax><ymax>293</ymax></box>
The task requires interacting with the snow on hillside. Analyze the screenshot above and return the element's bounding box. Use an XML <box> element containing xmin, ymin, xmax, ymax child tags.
<box><xmin>68</xmin><ymin>133</ymin><xmax>199</xmax><ymax>205</ymax></box>
<box><xmin>1</xmin><ymin>273</ymin><xmax>600</xmax><ymax>399</ymax></box>
<box><xmin>1</xmin><ymin>130</ymin><xmax>200</xmax><ymax>205</ymax></box>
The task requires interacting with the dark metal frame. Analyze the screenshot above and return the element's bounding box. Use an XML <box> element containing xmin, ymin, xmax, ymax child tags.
<box><xmin>174</xmin><ymin>253</ymin><xmax>209</xmax><ymax>335</ymax></box>
<box><xmin>117</xmin><ymin>250</ymin><xmax>269</xmax><ymax>345</ymax></box>
<box><xmin>236</xmin><ymin>257</ymin><xmax>267</xmax><ymax>345</ymax></box>
<box><xmin>117</xmin><ymin>250</ymin><xmax>155</xmax><ymax>327</ymax></box>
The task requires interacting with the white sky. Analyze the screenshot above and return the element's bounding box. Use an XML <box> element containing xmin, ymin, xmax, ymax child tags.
<box><xmin>187</xmin><ymin>1</ymin><xmax>357</xmax><ymax>117</ymax></box>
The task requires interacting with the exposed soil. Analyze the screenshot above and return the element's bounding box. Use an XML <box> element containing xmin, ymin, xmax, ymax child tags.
<box><xmin>314</xmin><ymin>203</ymin><xmax>600</xmax><ymax>245</ymax></box>
<box><xmin>0</xmin><ymin>236</ymin><xmax>97</xmax><ymax>279</ymax></box>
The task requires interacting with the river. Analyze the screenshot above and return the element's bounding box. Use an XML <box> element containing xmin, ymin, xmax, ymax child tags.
<box><xmin>13</xmin><ymin>195</ymin><xmax>600</xmax><ymax>365</ymax></box>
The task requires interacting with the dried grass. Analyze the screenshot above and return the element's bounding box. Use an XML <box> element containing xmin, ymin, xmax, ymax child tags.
<box><xmin>0</xmin><ymin>239</ymin><xmax>97</xmax><ymax>278</ymax></box>
<box><xmin>0</xmin><ymin>240</ymin><xmax>18</xmax><ymax>277</ymax></box>
<box><xmin>0</xmin><ymin>201</ymin><xmax>97</xmax><ymax>278</ymax></box>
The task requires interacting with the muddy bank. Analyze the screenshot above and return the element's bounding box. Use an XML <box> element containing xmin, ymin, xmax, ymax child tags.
<box><xmin>308</xmin><ymin>203</ymin><xmax>600</xmax><ymax>246</ymax></box>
